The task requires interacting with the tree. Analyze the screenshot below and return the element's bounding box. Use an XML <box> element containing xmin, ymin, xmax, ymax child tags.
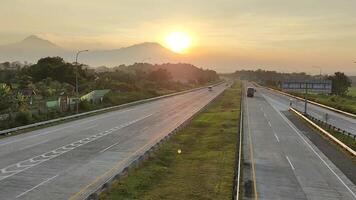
<box><xmin>0</xmin><ymin>83</ymin><xmax>12</xmax><ymax>111</ymax></box>
<box><xmin>148</xmin><ymin>69</ymin><xmax>172</xmax><ymax>83</ymax></box>
<box><xmin>328</xmin><ymin>72</ymin><xmax>351</xmax><ymax>96</ymax></box>
<box><xmin>21</xmin><ymin>57</ymin><xmax>88</xmax><ymax>85</ymax></box>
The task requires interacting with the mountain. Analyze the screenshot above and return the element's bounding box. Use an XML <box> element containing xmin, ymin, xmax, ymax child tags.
<box><xmin>0</xmin><ymin>36</ymin><xmax>180</xmax><ymax>67</ymax></box>
<box><xmin>0</xmin><ymin>35</ymin><xmax>67</xmax><ymax>63</ymax></box>
<box><xmin>80</xmin><ymin>42</ymin><xmax>179</xmax><ymax>67</ymax></box>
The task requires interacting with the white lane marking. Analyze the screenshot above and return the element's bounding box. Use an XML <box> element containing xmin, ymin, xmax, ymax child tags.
<box><xmin>274</xmin><ymin>133</ymin><xmax>280</xmax><ymax>142</ymax></box>
<box><xmin>0</xmin><ymin>114</ymin><xmax>152</xmax><ymax>182</ymax></box>
<box><xmin>19</xmin><ymin>139</ymin><xmax>49</xmax><ymax>151</ymax></box>
<box><xmin>99</xmin><ymin>142</ymin><xmax>119</xmax><ymax>153</ymax></box>
<box><xmin>0</xmin><ymin>109</ymin><xmax>134</xmax><ymax>147</ymax></box>
<box><xmin>268</xmin><ymin>121</ymin><xmax>272</xmax><ymax>127</ymax></box>
<box><xmin>286</xmin><ymin>156</ymin><xmax>295</xmax><ymax>170</ymax></box>
<box><xmin>264</xmin><ymin>94</ymin><xmax>356</xmax><ymax>198</ymax></box>
<box><xmin>15</xmin><ymin>174</ymin><xmax>58</xmax><ymax>198</ymax></box>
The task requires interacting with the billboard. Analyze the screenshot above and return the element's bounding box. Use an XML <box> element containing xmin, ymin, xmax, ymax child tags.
<box><xmin>281</xmin><ymin>80</ymin><xmax>332</xmax><ymax>94</ymax></box>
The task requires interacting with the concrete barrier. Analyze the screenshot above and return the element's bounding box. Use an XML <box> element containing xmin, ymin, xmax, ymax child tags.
<box><xmin>68</xmin><ymin>82</ymin><xmax>231</xmax><ymax>200</ymax></box>
<box><xmin>290</xmin><ymin>107</ymin><xmax>356</xmax><ymax>157</ymax></box>
<box><xmin>0</xmin><ymin>82</ymin><xmax>224</xmax><ymax>136</ymax></box>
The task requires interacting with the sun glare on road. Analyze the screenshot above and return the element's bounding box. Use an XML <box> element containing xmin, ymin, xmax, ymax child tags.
<box><xmin>165</xmin><ymin>32</ymin><xmax>192</xmax><ymax>53</ymax></box>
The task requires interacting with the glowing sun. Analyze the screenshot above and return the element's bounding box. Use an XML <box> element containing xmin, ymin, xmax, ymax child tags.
<box><xmin>165</xmin><ymin>32</ymin><xmax>192</xmax><ymax>53</ymax></box>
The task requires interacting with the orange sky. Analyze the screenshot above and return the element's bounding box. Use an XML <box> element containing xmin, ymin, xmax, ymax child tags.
<box><xmin>0</xmin><ymin>0</ymin><xmax>356</xmax><ymax>74</ymax></box>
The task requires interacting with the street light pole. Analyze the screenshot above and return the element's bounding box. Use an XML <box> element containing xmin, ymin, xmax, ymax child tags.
<box><xmin>75</xmin><ymin>50</ymin><xmax>89</xmax><ymax>113</ymax></box>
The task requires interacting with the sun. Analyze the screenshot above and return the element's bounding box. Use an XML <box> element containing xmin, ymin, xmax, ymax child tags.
<box><xmin>165</xmin><ymin>32</ymin><xmax>192</xmax><ymax>53</ymax></box>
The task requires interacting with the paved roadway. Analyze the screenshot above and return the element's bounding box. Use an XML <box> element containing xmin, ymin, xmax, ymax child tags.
<box><xmin>0</xmin><ymin>84</ymin><xmax>227</xmax><ymax>200</ymax></box>
<box><xmin>261</xmin><ymin>87</ymin><xmax>356</xmax><ymax>136</ymax></box>
<box><xmin>244</xmin><ymin>84</ymin><xmax>356</xmax><ymax>199</ymax></box>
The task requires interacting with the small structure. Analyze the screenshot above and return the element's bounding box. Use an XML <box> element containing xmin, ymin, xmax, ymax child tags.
<box><xmin>80</xmin><ymin>89</ymin><xmax>110</xmax><ymax>104</ymax></box>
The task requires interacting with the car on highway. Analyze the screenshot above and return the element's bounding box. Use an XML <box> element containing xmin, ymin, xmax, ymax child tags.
<box><xmin>208</xmin><ymin>86</ymin><xmax>213</xmax><ymax>91</ymax></box>
<box><xmin>247</xmin><ymin>87</ymin><xmax>255</xmax><ymax>97</ymax></box>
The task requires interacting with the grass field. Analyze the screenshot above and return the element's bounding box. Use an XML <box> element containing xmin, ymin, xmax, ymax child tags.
<box><xmin>100</xmin><ymin>82</ymin><xmax>241</xmax><ymax>200</ymax></box>
<box><xmin>289</xmin><ymin>91</ymin><xmax>356</xmax><ymax>115</ymax></box>
<box><xmin>348</xmin><ymin>86</ymin><xmax>356</xmax><ymax>97</ymax></box>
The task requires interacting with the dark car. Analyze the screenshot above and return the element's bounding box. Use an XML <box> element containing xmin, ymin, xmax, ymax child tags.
<box><xmin>247</xmin><ymin>87</ymin><xmax>255</xmax><ymax>97</ymax></box>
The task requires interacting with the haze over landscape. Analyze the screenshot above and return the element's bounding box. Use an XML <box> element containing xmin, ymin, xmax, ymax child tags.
<box><xmin>1</xmin><ymin>0</ymin><xmax>356</xmax><ymax>74</ymax></box>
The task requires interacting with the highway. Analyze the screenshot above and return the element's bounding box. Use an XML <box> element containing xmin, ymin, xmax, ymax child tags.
<box><xmin>244</xmin><ymin>84</ymin><xmax>356</xmax><ymax>199</ymax></box>
<box><xmin>0</xmin><ymin>84</ymin><xmax>227</xmax><ymax>200</ymax></box>
<box><xmin>261</xmin><ymin>87</ymin><xmax>356</xmax><ymax>136</ymax></box>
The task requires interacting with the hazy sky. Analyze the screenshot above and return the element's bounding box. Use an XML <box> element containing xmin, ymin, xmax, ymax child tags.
<box><xmin>1</xmin><ymin>0</ymin><xmax>356</xmax><ymax>74</ymax></box>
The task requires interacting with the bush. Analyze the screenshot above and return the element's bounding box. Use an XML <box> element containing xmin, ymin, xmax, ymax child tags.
<box><xmin>79</xmin><ymin>100</ymin><xmax>93</xmax><ymax>111</ymax></box>
<box><xmin>15</xmin><ymin>111</ymin><xmax>32</xmax><ymax>125</ymax></box>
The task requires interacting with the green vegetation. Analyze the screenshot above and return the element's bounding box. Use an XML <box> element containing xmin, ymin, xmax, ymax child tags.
<box><xmin>0</xmin><ymin>58</ymin><xmax>219</xmax><ymax>130</ymax></box>
<box><xmin>307</xmin><ymin>116</ymin><xmax>356</xmax><ymax>151</ymax></box>
<box><xmin>291</xmin><ymin>93</ymin><xmax>356</xmax><ymax>115</ymax></box>
<box><xmin>100</xmin><ymin>82</ymin><xmax>241</xmax><ymax>200</ymax></box>
<box><xmin>348</xmin><ymin>86</ymin><xmax>356</xmax><ymax>97</ymax></box>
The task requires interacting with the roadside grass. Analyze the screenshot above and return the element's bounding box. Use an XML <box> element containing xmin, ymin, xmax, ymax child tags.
<box><xmin>290</xmin><ymin>92</ymin><xmax>356</xmax><ymax>115</ymax></box>
<box><xmin>348</xmin><ymin>86</ymin><xmax>356</xmax><ymax>97</ymax></box>
<box><xmin>100</xmin><ymin>81</ymin><xmax>241</xmax><ymax>200</ymax></box>
<box><xmin>307</xmin><ymin>117</ymin><xmax>356</xmax><ymax>151</ymax></box>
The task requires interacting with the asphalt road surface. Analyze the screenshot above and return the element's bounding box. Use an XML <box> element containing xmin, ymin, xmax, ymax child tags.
<box><xmin>0</xmin><ymin>84</ymin><xmax>227</xmax><ymax>200</ymax></box>
<box><xmin>244</xmin><ymin>84</ymin><xmax>356</xmax><ymax>199</ymax></box>
<box><xmin>261</xmin><ymin>87</ymin><xmax>356</xmax><ymax>136</ymax></box>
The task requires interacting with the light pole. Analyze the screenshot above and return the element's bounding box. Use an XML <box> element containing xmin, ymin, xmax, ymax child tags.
<box><xmin>75</xmin><ymin>50</ymin><xmax>89</xmax><ymax>113</ymax></box>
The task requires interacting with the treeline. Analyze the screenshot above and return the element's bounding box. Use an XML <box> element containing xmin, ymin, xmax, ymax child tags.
<box><xmin>0</xmin><ymin>57</ymin><xmax>219</xmax><ymax>129</ymax></box>
<box><xmin>232</xmin><ymin>69</ymin><xmax>352</xmax><ymax>96</ymax></box>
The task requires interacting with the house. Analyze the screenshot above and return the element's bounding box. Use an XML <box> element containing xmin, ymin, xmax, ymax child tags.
<box><xmin>80</xmin><ymin>89</ymin><xmax>110</xmax><ymax>104</ymax></box>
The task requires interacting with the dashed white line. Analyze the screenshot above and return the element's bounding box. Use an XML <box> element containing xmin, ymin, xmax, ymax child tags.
<box><xmin>274</xmin><ymin>133</ymin><xmax>280</xmax><ymax>142</ymax></box>
<box><xmin>100</xmin><ymin>142</ymin><xmax>119</xmax><ymax>153</ymax></box>
<box><xmin>16</xmin><ymin>174</ymin><xmax>58</xmax><ymax>198</ymax></box>
<box><xmin>265</xmin><ymin>93</ymin><xmax>356</xmax><ymax>198</ymax></box>
<box><xmin>0</xmin><ymin>109</ymin><xmax>134</xmax><ymax>147</ymax></box>
<box><xmin>286</xmin><ymin>156</ymin><xmax>295</xmax><ymax>170</ymax></box>
<box><xmin>0</xmin><ymin>114</ymin><xmax>152</xmax><ymax>182</ymax></box>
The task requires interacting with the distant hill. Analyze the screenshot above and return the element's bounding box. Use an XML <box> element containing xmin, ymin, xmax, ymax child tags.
<box><xmin>0</xmin><ymin>35</ymin><xmax>67</xmax><ymax>63</ymax></box>
<box><xmin>80</xmin><ymin>42</ymin><xmax>179</xmax><ymax>66</ymax></box>
<box><xmin>0</xmin><ymin>35</ymin><xmax>180</xmax><ymax>67</ymax></box>
<box><xmin>113</xmin><ymin>63</ymin><xmax>218</xmax><ymax>83</ymax></box>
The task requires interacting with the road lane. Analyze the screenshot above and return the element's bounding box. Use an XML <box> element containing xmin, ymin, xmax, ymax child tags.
<box><xmin>0</xmin><ymin>84</ymin><xmax>227</xmax><ymax>200</ymax></box>
<box><xmin>244</xmin><ymin>85</ymin><xmax>356</xmax><ymax>199</ymax></box>
<box><xmin>260</xmin><ymin>87</ymin><xmax>356</xmax><ymax>136</ymax></box>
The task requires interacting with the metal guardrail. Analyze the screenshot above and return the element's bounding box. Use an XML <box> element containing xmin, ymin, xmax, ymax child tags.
<box><xmin>290</xmin><ymin>107</ymin><xmax>356</xmax><ymax>157</ymax></box>
<box><xmin>306</xmin><ymin>114</ymin><xmax>356</xmax><ymax>140</ymax></box>
<box><xmin>0</xmin><ymin>82</ymin><xmax>224</xmax><ymax>136</ymax></box>
<box><xmin>70</xmin><ymin>82</ymin><xmax>230</xmax><ymax>200</ymax></box>
<box><xmin>265</xmin><ymin>86</ymin><xmax>356</xmax><ymax>119</ymax></box>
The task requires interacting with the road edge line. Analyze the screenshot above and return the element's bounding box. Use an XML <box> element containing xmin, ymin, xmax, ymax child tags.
<box><xmin>289</xmin><ymin>107</ymin><xmax>356</xmax><ymax>157</ymax></box>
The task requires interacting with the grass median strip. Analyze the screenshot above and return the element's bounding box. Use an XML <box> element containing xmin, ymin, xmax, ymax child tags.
<box><xmin>100</xmin><ymin>82</ymin><xmax>241</xmax><ymax>200</ymax></box>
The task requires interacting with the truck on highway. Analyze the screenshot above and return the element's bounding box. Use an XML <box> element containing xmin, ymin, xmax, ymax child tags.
<box><xmin>247</xmin><ymin>87</ymin><xmax>255</xmax><ymax>97</ymax></box>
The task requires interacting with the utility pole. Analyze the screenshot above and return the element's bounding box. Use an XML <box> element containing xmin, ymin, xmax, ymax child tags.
<box><xmin>75</xmin><ymin>50</ymin><xmax>89</xmax><ymax>113</ymax></box>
